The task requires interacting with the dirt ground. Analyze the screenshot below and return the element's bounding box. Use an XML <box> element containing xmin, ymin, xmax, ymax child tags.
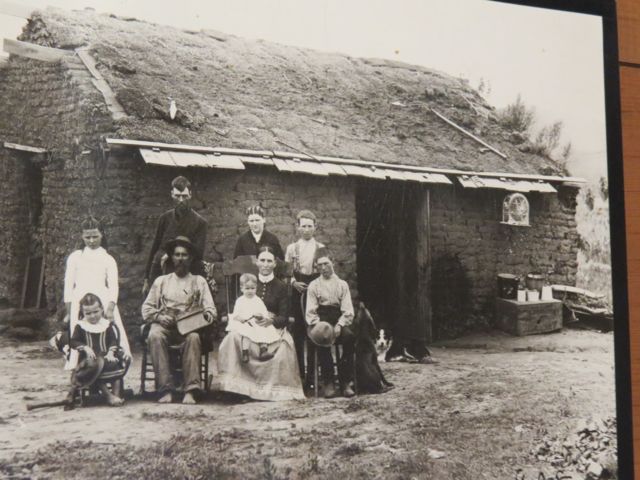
<box><xmin>0</xmin><ymin>328</ymin><xmax>616</xmax><ymax>480</ymax></box>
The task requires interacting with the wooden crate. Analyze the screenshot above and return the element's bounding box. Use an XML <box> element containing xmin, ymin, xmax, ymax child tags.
<box><xmin>495</xmin><ymin>298</ymin><xmax>563</xmax><ymax>336</ymax></box>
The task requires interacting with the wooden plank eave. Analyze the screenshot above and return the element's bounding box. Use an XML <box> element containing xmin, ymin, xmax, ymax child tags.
<box><xmin>3</xmin><ymin>38</ymin><xmax>72</xmax><ymax>62</ymax></box>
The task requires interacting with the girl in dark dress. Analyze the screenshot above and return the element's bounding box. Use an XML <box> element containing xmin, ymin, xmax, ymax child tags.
<box><xmin>67</xmin><ymin>293</ymin><xmax>130</xmax><ymax>406</ymax></box>
<box><xmin>233</xmin><ymin>205</ymin><xmax>284</xmax><ymax>260</ymax></box>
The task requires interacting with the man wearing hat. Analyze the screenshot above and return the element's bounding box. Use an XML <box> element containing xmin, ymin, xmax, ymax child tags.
<box><xmin>305</xmin><ymin>252</ymin><xmax>355</xmax><ymax>398</ymax></box>
<box><xmin>142</xmin><ymin>176</ymin><xmax>208</xmax><ymax>297</ymax></box>
<box><xmin>142</xmin><ymin>236</ymin><xmax>217</xmax><ymax>404</ymax></box>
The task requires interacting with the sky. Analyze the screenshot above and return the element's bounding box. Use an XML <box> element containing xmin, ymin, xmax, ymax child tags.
<box><xmin>0</xmin><ymin>0</ymin><xmax>608</xmax><ymax>180</ymax></box>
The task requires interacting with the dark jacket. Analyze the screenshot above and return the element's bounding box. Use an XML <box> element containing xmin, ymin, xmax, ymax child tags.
<box><xmin>256</xmin><ymin>277</ymin><xmax>289</xmax><ymax>329</ymax></box>
<box><xmin>233</xmin><ymin>230</ymin><xmax>284</xmax><ymax>260</ymax></box>
<box><xmin>145</xmin><ymin>208</ymin><xmax>208</xmax><ymax>280</ymax></box>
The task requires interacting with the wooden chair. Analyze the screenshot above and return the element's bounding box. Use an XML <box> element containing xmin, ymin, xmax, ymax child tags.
<box><xmin>222</xmin><ymin>255</ymin><xmax>259</xmax><ymax>313</ymax></box>
<box><xmin>309</xmin><ymin>303</ymin><xmax>362</xmax><ymax>399</ymax></box>
<box><xmin>139</xmin><ymin>323</ymin><xmax>212</xmax><ymax>395</ymax></box>
<box><xmin>139</xmin><ymin>257</ymin><xmax>222</xmax><ymax>395</ymax></box>
<box><xmin>311</xmin><ymin>342</ymin><xmax>358</xmax><ymax>399</ymax></box>
<box><xmin>66</xmin><ymin>319</ymin><xmax>130</xmax><ymax>406</ymax></box>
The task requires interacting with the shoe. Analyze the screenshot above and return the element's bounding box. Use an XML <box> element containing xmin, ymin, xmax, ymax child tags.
<box><xmin>323</xmin><ymin>381</ymin><xmax>337</xmax><ymax>399</ymax></box>
<box><xmin>419</xmin><ymin>356</ymin><xmax>439</xmax><ymax>364</ymax></box>
<box><xmin>258</xmin><ymin>348</ymin><xmax>274</xmax><ymax>361</ymax></box>
<box><xmin>342</xmin><ymin>383</ymin><xmax>356</xmax><ymax>398</ymax></box>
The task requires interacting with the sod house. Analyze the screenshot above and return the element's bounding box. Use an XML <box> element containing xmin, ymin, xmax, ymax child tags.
<box><xmin>0</xmin><ymin>7</ymin><xmax>583</xmax><ymax>342</ymax></box>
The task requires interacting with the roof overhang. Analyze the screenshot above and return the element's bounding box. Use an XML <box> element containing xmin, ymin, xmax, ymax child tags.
<box><xmin>457</xmin><ymin>175</ymin><xmax>558</xmax><ymax>193</ymax></box>
<box><xmin>105</xmin><ymin>138</ymin><xmax>585</xmax><ymax>188</ymax></box>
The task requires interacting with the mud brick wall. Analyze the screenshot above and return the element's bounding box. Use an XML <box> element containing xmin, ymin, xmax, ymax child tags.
<box><xmin>0</xmin><ymin>55</ymin><xmax>114</xmax><ymax>307</ymax></box>
<box><xmin>429</xmin><ymin>185</ymin><xmax>579</xmax><ymax>338</ymax></box>
<box><xmin>54</xmin><ymin>153</ymin><xmax>358</xmax><ymax>337</ymax></box>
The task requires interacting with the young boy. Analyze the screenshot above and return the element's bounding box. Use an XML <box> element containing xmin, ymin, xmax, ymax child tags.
<box><xmin>67</xmin><ymin>293</ymin><xmax>130</xmax><ymax>407</ymax></box>
<box><xmin>228</xmin><ymin>273</ymin><xmax>282</xmax><ymax>361</ymax></box>
<box><xmin>284</xmin><ymin>210</ymin><xmax>325</xmax><ymax>386</ymax></box>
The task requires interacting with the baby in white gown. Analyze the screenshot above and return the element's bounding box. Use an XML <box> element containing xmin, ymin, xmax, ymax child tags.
<box><xmin>228</xmin><ymin>274</ymin><xmax>281</xmax><ymax>360</ymax></box>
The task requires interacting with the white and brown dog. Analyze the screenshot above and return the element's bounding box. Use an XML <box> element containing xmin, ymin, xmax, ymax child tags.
<box><xmin>375</xmin><ymin>328</ymin><xmax>391</xmax><ymax>362</ymax></box>
<box><xmin>354</xmin><ymin>303</ymin><xmax>393</xmax><ymax>393</ymax></box>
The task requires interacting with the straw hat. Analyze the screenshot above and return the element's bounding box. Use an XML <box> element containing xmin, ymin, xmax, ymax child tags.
<box><xmin>70</xmin><ymin>356</ymin><xmax>105</xmax><ymax>389</ymax></box>
<box><xmin>307</xmin><ymin>321</ymin><xmax>336</xmax><ymax>347</ymax></box>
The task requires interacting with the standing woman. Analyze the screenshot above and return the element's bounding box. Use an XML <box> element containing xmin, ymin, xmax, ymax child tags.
<box><xmin>217</xmin><ymin>246</ymin><xmax>304</xmax><ymax>401</ymax></box>
<box><xmin>233</xmin><ymin>205</ymin><xmax>284</xmax><ymax>260</ymax></box>
<box><xmin>63</xmin><ymin>216</ymin><xmax>131</xmax><ymax>368</ymax></box>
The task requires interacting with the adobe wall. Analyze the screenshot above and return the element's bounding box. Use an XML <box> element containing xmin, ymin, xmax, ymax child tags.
<box><xmin>429</xmin><ymin>184</ymin><xmax>579</xmax><ymax>338</ymax></box>
<box><xmin>0</xmin><ymin>55</ymin><xmax>114</xmax><ymax>307</ymax></box>
<box><xmin>42</xmin><ymin>152</ymin><xmax>358</xmax><ymax>337</ymax></box>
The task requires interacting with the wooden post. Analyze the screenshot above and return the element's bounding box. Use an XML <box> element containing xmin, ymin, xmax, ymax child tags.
<box><xmin>36</xmin><ymin>255</ymin><xmax>45</xmax><ymax>308</ymax></box>
<box><xmin>20</xmin><ymin>257</ymin><xmax>31</xmax><ymax>309</ymax></box>
<box><xmin>416</xmin><ymin>188</ymin><xmax>432</xmax><ymax>344</ymax></box>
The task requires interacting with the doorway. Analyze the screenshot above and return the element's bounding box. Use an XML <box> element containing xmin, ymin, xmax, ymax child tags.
<box><xmin>356</xmin><ymin>181</ymin><xmax>429</xmax><ymax>343</ymax></box>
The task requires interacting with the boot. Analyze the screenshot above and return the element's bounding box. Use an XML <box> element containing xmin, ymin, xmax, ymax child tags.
<box><xmin>342</xmin><ymin>382</ymin><xmax>356</xmax><ymax>398</ymax></box>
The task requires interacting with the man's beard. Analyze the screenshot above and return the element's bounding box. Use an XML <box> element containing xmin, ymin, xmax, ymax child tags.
<box><xmin>174</xmin><ymin>261</ymin><xmax>190</xmax><ymax>276</ymax></box>
<box><xmin>175</xmin><ymin>202</ymin><xmax>189</xmax><ymax>215</ymax></box>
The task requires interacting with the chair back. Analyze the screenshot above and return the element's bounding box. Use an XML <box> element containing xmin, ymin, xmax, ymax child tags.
<box><xmin>275</xmin><ymin>259</ymin><xmax>294</xmax><ymax>278</ymax></box>
<box><xmin>224</xmin><ymin>256</ymin><xmax>258</xmax><ymax>315</ymax></box>
<box><xmin>222</xmin><ymin>255</ymin><xmax>258</xmax><ymax>276</ymax></box>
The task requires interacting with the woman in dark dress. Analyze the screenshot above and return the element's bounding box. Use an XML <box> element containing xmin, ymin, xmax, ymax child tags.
<box><xmin>217</xmin><ymin>247</ymin><xmax>304</xmax><ymax>401</ymax></box>
<box><xmin>233</xmin><ymin>205</ymin><xmax>284</xmax><ymax>260</ymax></box>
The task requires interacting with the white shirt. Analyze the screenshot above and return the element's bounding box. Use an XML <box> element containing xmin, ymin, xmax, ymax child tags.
<box><xmin>285</xmin><ymin>238</ymin><xmax>324</xmax><ymax>275</ymax></box>
<box><xmin>305</xmin><ymin>273</ymin><xmax>354</xmax><ymax>327</ymax></box>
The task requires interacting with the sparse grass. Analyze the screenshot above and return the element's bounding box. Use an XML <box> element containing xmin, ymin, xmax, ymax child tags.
<box><xmin>0</xmin><ymin>333</ymin><xmax>616</xmax><ymax>480</ymax></box>
<box><xmin>138</xmin><ymin>408</ymin><xmax>210</xmax><ymax>421</ymax></box>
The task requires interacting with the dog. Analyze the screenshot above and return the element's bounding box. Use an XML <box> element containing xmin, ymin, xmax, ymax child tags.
<box><xmin>384</xmin><ymin>334</ymin><xmax>438</xmax><ymax>364</ymax></box>
<box><xmin>354</xmin><ymin>302</ymin><xmax>393</xmax><ymax>393</ymax></box>
<box><xmin>375</xmin><ymin>328</ymin><xmax>391</xmax><ymax>362</ymax></box>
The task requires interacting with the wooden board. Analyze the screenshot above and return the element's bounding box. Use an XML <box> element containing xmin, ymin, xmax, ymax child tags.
<box><xmin>619</xmin><ymin>1</ymin><xmax>640</xmax><ymax>477</ymax></box>
<box><xmin>3</xmin><ymin>38</ymin><xmax>71</xmax><ymax>62</ymax></box>
<box><xmin>20</xmin><ymin>256</ymin><xmax>44</xmax><ymax>309</ymax></box>
<box><xmin>416</xmin><ymin>189</ymin><xmax>432</xmax><ymax>343</ymax></box>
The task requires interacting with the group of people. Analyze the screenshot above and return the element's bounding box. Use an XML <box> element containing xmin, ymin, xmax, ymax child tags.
<box><xmin>55</xmin><ymin>175</ymin><xmax>357</xmax><ymax>407</ymax></box>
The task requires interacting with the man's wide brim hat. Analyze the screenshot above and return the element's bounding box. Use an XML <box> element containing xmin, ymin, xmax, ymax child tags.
<box><xmin>164</xmin><ymin>236</ymin><xmax>201</xmax><ymax>259</ymax></box>
<box><xmin>71</xmin><ymin>356</ymin><xmax>105</xmax><ymax>389</ymax></box>
<box><xmin>308</xmin><ymin>321</ymin><xmax>336</xmax><ymax>347</ymax></box>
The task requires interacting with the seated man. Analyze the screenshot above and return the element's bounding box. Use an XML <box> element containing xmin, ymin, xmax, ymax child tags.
<box><xmin>142</xmin><ymin>236</ymin><xmax>217</xmax><ymax>404</ymax></box>
<box><xmin>305</xmin><ymin>252</ymin><xmax>356</xmax><ymax>398</ymax></box>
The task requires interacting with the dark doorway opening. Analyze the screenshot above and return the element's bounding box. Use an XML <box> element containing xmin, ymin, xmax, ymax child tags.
<box><xmin>21</xmin><ymin>159</ymin><xmax>46</xmax><ymax>308</ymax></box>
<box><xmin>356</xmin><ymin>181</ymin><xmax>425</xmax><ymax>343</ymax></box>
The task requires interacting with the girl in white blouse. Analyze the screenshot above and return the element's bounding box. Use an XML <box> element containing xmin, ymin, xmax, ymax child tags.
<box><xmin>63</xmin><ymin>216</ymin><xmax>131</xmax><ymax>369</ymax></box>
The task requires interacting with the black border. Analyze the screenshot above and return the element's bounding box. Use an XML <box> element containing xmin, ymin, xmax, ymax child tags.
<box><xmin>492</xmin><ymin>1</ymin><xmax>633</xmax><ymax>478</ymax></box>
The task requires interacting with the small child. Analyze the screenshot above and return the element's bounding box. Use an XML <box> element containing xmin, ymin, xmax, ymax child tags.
<box><xmin>228</xmin><ymin>273</ymin><xmax>282</xmax><ymax>361</ymax></box>
<box><xmin>67</xmin><ymin>293</ymin><xmax>130</xmax><ymax>407</ymax></box>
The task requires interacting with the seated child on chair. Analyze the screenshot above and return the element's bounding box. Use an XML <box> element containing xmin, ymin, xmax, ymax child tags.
<box><xmin>228</xmin><ymin>273</ymin><xmax>282</xmax><ymax>361</ymax></box>
<box><xmin>67</xmin><ymin>293</ymin><xmax>130</xmax><ymax>407</ymax></box>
